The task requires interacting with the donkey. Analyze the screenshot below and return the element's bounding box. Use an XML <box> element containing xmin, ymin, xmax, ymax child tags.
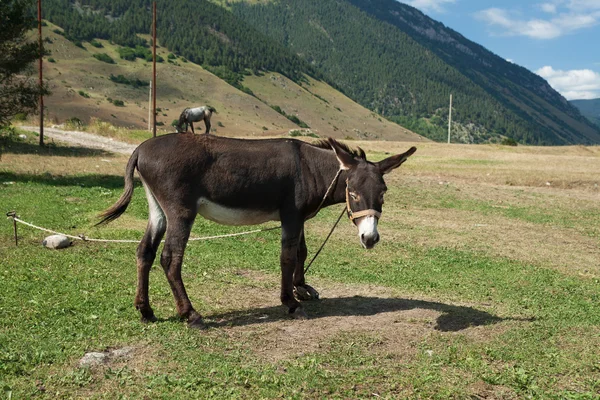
<box><xmin>176</xmin><ymin>105</ymin><xmax>217</xmax><ymax>134</ymax></box>
<box><xmin>98</xmin><ymin>134</ymin><xmax>416</xmax><ymax>328</ymax></box>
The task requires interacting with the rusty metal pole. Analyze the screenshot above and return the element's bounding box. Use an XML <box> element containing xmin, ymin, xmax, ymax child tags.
<box><xmin>38</xmin><ymin>0</ymin><xmax>44</xmax><ymax>146</ymax></box>
<box><xmin>152</xmin><ymin>1</ymin><xmax>157</xmax><ymax>137</ymax></box>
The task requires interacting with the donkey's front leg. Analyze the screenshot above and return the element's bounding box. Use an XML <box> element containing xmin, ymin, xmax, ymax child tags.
<box><xmin>293</xmin><ymin>230</ymin><xmax>319</xmax><ymax>301</ymax></box>
<box><xmin>280</xmin><ymin>219</ymin><xmax>307</xmax><ymax>319</ymax></box>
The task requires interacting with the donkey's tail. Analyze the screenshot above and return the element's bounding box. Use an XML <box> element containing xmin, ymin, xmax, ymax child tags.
<box><xmin>206</xmin><ymin>105</ymin><xmax>217</xmax><ymax>114</ymax></box>
<box><xmin>96</xmin><ymin>147</ymin><xmax>139</xmax><ymax>226</ymax></box>
<box><xmin>176</xmin><ymin>108</ymin><xmax>189</xmax><ymax>132</ymax></box>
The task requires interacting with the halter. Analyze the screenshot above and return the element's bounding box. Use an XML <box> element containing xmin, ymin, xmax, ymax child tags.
<box><xmin>345</xmin><ymin>179</ymin><xmax>381</xmax><ymax>223</ymax></box>
<box><xmin>308</xmin><ymin>171</ymin><xmax>382</xmax><ymax>223</ymax></box>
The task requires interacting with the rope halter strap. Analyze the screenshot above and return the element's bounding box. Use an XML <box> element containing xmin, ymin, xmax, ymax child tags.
<box><xmin>345</xmin><ymin>182</ymin><xmax>382</xmax><ymax>223</ymax></box>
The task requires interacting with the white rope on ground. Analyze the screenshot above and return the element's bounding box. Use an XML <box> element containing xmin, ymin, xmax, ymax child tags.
<box><xmin>9</xmin><ymin>215</ymin><xmax>281</xmax><ymax>244</ymax></box>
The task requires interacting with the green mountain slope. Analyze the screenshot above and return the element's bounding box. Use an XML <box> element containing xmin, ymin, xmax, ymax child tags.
<box><xmin>570</xmin><ymin>99</ymin><xmax>600</xmax><ymax>128</ymax></box>
<box><xmin>224</xmin><ymin>0</ymin><xmax>600</xmax><ymax>145</ymax></box>
<box><xmin>39</xmin><ymin>0</ymin><xmax>600</xmax><ymax>144</ymax></box>
<box><xmin>36</xmin><ymin>21</ymin><xmax>420</xmax><ymax>141</ymax></box>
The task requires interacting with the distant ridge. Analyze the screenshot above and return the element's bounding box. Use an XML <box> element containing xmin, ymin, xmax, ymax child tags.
<box><xmin>570</xmin><ymin>99</ymin><xmax>600</xmax><ymax>128</ymax></box>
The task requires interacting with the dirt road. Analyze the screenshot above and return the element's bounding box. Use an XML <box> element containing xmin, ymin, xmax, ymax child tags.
<box><xmin>20</xmin><ymin>126</ymin><xmax>136</xmax><ymax>155</ymax></box>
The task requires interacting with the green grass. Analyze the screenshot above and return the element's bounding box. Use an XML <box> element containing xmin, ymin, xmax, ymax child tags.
<box><xmin>1</xmin><ymin>134</ymin><xmax>600</xmax><ymax>398</ymax></box>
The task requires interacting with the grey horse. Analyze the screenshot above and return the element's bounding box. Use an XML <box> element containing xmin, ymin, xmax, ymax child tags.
<box><xmin>176</xmin><ymin>106</ymin><xmax>217</xmax><ymax>134</ymax></box>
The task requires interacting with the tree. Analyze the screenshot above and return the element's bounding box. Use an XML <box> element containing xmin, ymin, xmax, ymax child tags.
<box><xmin>0</xmin><ymin>0</ymin><xmax>47</xmax><ymax>127</ymax></box>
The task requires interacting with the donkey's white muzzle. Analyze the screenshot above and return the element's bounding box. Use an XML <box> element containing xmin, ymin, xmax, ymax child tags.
<box><xmin>357</xmin><ymin>216</ymin><xmax>380</xmax><ymax>249</ymax></box>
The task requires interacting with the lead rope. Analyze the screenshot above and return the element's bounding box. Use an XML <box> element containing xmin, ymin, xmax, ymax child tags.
<box><xmin>304</xmin><ymin>205</ymin><xmax>346</xmax><ymax>274</ymax></box>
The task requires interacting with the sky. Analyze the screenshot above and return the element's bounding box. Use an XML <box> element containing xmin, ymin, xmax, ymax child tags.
<box><xmin>399</xmin><ymin>0</ymin><xmax>600</xmax><ymax>100</ymax></box>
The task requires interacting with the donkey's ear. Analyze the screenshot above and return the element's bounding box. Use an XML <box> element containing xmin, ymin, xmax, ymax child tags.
<box><xmin>376</xmin><ymin>146</ymin><xmax>417</xmax><ymax>175</ymax></box>
<box><xmin>328</xmin><ymin>138</ymin><xmax>359</xmax><ymax>170</ymax></box>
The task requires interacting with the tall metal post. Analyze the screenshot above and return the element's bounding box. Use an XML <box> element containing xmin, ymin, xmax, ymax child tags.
<box><xmin>38</xmin><ymin>0</ymin><xmax>44</xmax><ymax>146</ymax></box>
<box><xmin>447</xmin><ymin>94</ymin><xmax>452</xmax><ymax>144</ymax></box>
<box><xmin>148</xmin><ymin>81</ymin><xmax>152</xmax><ymax>132</ymax></box>
<box><xmin>152</xmin><ymin>1</ymin><xmax>157</xmax><ymax>137</ymax></box>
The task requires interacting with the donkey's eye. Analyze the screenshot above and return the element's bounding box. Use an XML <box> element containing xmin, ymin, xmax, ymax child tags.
<box><xmin>349</xmin><ymin>192</ymin><xmax>359</xmax><ymax>201</ymax></box>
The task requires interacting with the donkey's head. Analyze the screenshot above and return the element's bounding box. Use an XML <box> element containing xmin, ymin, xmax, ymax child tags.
<box><xmin>328</xmin><ymin>138</ymin><xmax>417</xmax><ymax>249</ymax></box>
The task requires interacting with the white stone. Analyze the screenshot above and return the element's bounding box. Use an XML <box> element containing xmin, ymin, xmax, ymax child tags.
<box><xmin>42</xmin><ymin>235</ymin><xmax>72</xmax><ymax>249</ymax></box>
<box><xmin>79</xmin><ymin>352</ymin><xmax>107</xmax><ymax>367</ymax></box>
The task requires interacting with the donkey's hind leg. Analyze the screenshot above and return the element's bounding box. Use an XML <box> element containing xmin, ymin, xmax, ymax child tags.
<box><xmin>160</xmin><ymin>212</ymin><xmax>204</xmax><ymax>328</ymax></box>
<box><xmin>293</xmin><ymin>230</ymin><xmax>320</xmax><ymax>301</ymax></box>
<box><xmin>135</xmin><ymin>185</ymin><xmax>166</xmax><ymax>323</ymax></box>
<box><xmin>204</xmin><ymin>116</ymin><xmax>211</xmax><ymax>135</ymax></box>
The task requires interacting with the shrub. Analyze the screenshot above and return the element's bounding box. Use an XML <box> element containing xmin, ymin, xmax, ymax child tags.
<box><xmin>109</xmin><ymin>74</ymin><xmax>148</xmax><ymax>88</ymax></box>
<box><xmin>93</xmin><ymin>53</ymin><xmax>115</xmax><ymax>64</ymax></box>
<box><xmin>89</xmin><ymin>39</ymin><xmax>103</xmax><ymax>48</ymax></box>
<box><xmin>47</xmin><ymin>57</ymin><xmax>56</xmax><ymax>63</ymax></box>
<box><xmin>112</xmin><ymin>99</ymin><xmax>125</xmax><ymax>107</ymax></box>
<box><xmin>78</xmin><ymin>90</ymin><xmax>90</xmax><ymax>98</ymax></box>
<box><xmin>501</xmin><ymin>137</ymin><xmax>518</xmax><ymax>146</ymax></box>
<box><xmin>65</xmin><ymin>117</ymin><xmax>83</xmax><ymax>129</ymax></box>
<box><xmin>12</xmin><ymin>113</ymin><xmax>28</xmax><ymax>121</ymax></box>
<box><xmin>118</xmin><ymin>47</ymin><xmax>137</xmax><ymax>61</ymax></box>
<box><xmin>168</xmin><ymin>53</ymin><xmax>176</xmax><ymax>60</ymax></box>
<box><xmin>52</xmin><ymin>29</ymin><xmax>63</xmax><ymax>36</ymax></box>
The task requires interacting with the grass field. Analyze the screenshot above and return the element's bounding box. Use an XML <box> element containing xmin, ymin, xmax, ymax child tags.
<box><xmin>1</xmin><ymin>130</ymin><xmax>599</xmax><ymax>399</ymax></box>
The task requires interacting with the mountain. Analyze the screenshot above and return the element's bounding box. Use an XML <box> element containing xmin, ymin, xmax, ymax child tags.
<box><xmin>39</xmin><ymin>0</ymin><xmax>600</xmax><ymax>144</ymax></box>
<box><xmin>36</xmin><ymin>21</ymin><xmax>420</xmax><ymax>141</ymax></box>
<box><xmin>570</xmin><ymin>99</ymin><xmax>600</xmax><ymax>128</ymax></box>
<box><xmin>223</xmin><ymin>0</ymin><xmax>600</xmax><ymax>145</ymax></box>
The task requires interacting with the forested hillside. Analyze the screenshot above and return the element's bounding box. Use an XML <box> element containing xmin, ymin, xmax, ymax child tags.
<box><xmin>226</xmin><ymin>0</ymin><xmax>600</xmax><ymax>145</ymax></box>
<box><xmin>41</xmin><ymin>0</ymin><xmax>315</xmax><ymax>88</ymax></box>
<box><xmin>37</xmin><ymin>0</ymin><xmax>600</xmax><ymax>144</ymax></box>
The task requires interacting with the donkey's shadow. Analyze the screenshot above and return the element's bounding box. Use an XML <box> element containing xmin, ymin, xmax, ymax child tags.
<box><xmin>204</xmin><ymin>296</ymin><xmax>530</xmax><ymax>332</ymax></box>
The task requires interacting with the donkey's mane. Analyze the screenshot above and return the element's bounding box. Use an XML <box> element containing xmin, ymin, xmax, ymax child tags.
<box><xmin>311</xmin><ymin>139</ymin><xmax>366</xmax><ymax>160</ymax></box>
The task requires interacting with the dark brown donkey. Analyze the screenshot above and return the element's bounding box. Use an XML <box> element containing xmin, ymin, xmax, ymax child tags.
<box><xmin>98</xmin><ymin>134</ymin><xmax>416</xmax><ymax>328</ymax></box>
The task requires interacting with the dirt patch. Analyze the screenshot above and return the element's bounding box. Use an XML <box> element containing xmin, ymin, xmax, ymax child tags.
<box><xmin>202</xmin><ymin>273</ymin><xmax>513</xmax><ymax>363</ymax></box>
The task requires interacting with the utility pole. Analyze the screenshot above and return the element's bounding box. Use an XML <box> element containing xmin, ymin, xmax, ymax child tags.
<box><xmin>148</xmin><ymin>81</ymin><xmax>152</xmax><ymax>132</ymax></box>
<box><xmin>152</xmin><ymin>1</ymin><xmax>157</xmax><ymax>137</ymax></box>
<box><xmin>38</xmin><ymin>0</ymin><xmax>44</xmax><ymax>146</ymax></box>
<box><xmin>447</xmin><ymin>94</ymin><xmax>452</xmax><ymax>144</ymax></box>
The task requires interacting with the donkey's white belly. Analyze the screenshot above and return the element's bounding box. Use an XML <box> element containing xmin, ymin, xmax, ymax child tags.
<box><xmin>197</xmin><ymin>198</ymin><xmax>280</xmax><ymax>226</ymax></box>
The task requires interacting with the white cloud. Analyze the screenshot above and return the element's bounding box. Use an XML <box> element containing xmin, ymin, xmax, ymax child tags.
<box><xmin>403</xmin><ymin>0</ymin><xmax>456</xmax><ymax>13</ymax></box>
<box><xmin>475</xmin><ymin>2</ymin><xmax>600</xmax><ymax>39</ymax></box>
<box><xmin>540</xmin><ymin>3</ymin><xmax>558</xmax><ymax>13</ymax></box>
<box><xmin>536</xmin><ymin>66</ymin><xmax>600</xmax><ymax>99</ymax></box>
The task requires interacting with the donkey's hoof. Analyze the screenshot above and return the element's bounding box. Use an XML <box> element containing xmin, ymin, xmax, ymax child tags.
<box><xmin>188</xmin><ymin>316</ymin><xmax>207</xmax><ymax>330</ymax></box>
<box><xmin>294</xmin><ymin>285</ymin><xmax>320</xmax><ymax>301</ymax></box>
<box><xmin>140</xmin><ymin>311</ymin><xmax>157</xmax><ymax>324</ymax></box>
<box><xmin>289</xmin><ymin>307</ymin><xmax>308</xmax><ymax>320</ymax></box>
